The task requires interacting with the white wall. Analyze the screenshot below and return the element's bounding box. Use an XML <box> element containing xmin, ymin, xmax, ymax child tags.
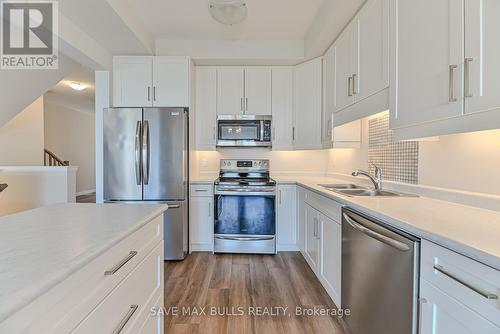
<box><xmin>44</xmin><ymin>100</ymin><xmax>96</xmax><ymax>194</ymax></box>
<box><xmin>328</xmin><ymin>116</ymin><xmax>500</xmax><ymax>197</ymax></box>
<box><xmin>0</xmin><ymin>166</ymin><xmax>77</xmax><ymax>216</ymax></box>
<box><xmin>0</xmin><ymin>97</ymin><xmax>44</xmax><ymax>165</ymax></box>
<box><xmin>192</xmin><ymin>149</ymin><xmax>329</xmax><ymax>178</ymax></box>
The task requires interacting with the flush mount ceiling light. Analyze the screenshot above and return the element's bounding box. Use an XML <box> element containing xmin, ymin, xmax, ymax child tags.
<box><xmin>68</xmin><ymin>82</ymin><xmax>87</xmax><ymax>91</ymax></box>
<box><xmin>208</xmin><ymin>0</ymin><xmax>247</xmax><ymax>25</ymax></box>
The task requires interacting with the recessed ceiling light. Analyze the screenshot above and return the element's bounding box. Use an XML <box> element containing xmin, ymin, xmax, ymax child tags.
<box><xmin>69</xmin><ymin>82</ymin><xmax>87</xmax><ymax>91</ymax></box>
<box><xmin>208</xmin><ymin>0</ymin><xmax>247</xmax><ymax>25</ymax></box>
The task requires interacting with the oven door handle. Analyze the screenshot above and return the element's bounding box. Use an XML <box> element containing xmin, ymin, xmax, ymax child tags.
<box><xmin>215</xmin><ymin>236</ymin><xmax>275</xmax><ymax>241</ymax></box>
<box><xmin>217</xmin><ymin>187</ymin><xmax>275</xmax><ymax>192</ymax></box>
<box><xmin>215</xmin><ymin>190</ymin><xmax>276</xmax><ymax>196</ymax></box>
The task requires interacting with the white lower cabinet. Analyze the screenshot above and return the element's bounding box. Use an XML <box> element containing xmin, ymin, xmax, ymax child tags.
<box><xmin>276</xmin><ymin>185</ymin><xmax>297</xmax><ymax>251</ymax></box>
<box><xmin>189</xmin><ymin>183</ymin><xmax>214</xmax><ymax>252</ymax></box>
<box><xmin>420</xmin><ymin>279</ymin><xmax>499</xmax><ymax>334</ymax></box>
<box><xmin>319</xmin><ymin>214</ymin><xmax>342</xmax><ymax>306</ymax></box>
<box><xmin>298</xmin><ymin>187</ymin><xmax>342</xmax><ymax>306</ymax></box>
<box><xmin>420</xmin><ymin>240</ymin><xmax>500</xmax><ymax>333</ymax></box>
<box><xmin>304</xmin><ymin>203</ymin><xmax>321</xmax><ymax>271</ymax></box>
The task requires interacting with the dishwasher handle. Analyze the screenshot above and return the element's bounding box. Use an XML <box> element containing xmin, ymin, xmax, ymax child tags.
<box><xmin>343</xmin><ymin>212</ymin><xmax>410</xmax><ymax>252</ymax></box>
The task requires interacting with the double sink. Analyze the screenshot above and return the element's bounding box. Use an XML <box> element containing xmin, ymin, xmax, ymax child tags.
<box><xmin>319</xmin><ymin>184</ymin><xmax>418</xmax><ymax>197</ymax></box>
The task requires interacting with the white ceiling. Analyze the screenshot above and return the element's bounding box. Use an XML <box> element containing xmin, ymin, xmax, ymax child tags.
<box><xmin>127</xmin><ymin>0</ymin><xmax>325</xmax><ymax>40</ymax></box>
<box><xmin>46</xmin><ymin>66</ymin><xmax>95</xmax><ymax>114</ymax></box>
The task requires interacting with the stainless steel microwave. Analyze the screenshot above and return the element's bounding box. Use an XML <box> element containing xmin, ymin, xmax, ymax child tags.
<box><xmin>217</xmin><ymin>115</ymin><xmax>272</xmax><ymax>147</ymax></box>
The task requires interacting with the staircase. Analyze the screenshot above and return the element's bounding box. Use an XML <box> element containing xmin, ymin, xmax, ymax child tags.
<box><xmin>44</xmin><ymin>149</ymin><xmax>69</xmax><ymax>167</ymax></box>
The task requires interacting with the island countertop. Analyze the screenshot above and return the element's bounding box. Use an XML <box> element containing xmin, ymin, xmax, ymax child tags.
<box><xmin>0</xmin><ymin>203</ymin><xmax>168</xmax><ymax>323</ymax></box>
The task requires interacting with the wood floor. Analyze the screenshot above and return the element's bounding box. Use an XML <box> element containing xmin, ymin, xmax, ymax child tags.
<box><xmin>164</xmin><ymin>252</ymin><xmax>349</xmax><ymax>334</ymax></box>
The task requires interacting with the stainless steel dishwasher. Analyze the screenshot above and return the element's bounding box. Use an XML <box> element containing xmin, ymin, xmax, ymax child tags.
<box><xmin>342</xmin><ymin>208</ymin><xmax>420</xmax><ymax>334</ymax></box>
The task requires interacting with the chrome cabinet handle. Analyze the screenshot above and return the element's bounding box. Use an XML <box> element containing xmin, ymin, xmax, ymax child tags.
<box><xmin>327</xmin><ymin>119</ymin><xmax>332</xmax><ymax>139</ymax></box>
<box><xmin>215</xmin><ymin>236</ymin><xmax>274</xmax><ymax>241</ymax></box>
<box><xmin>134</xmin><ymin>121</ymin><xmax>142</xmax><ymax>185</ymax></box>
<box><xmin>112</xmin><ymin>305</ymin><xmax>138</xmax><ymax>334</ymax></box>
<box><xmin>348</xmin><ymin>76</ymin><xmax>353</xmax><ymax>96</ymax></box>
<box><xmin>245</xmin><ymin>97</ymin><xmax>248</xmax><ymax>111</ymax></box>
<box><xmin>433</xmin><ymin>265</ymin><xmax>498</xmax><ymax>300</ymax></box>
<box><xmin>168</xmin><ymin>204</ymin><xmax>181</xmax><ymax>209</ymax></box>
<box><xmin>213</xmin><ymin>127</ymin><xmax>216</xmax><ymax>140</ymax></box>
<box><xmin>343</xmin><ymin>213</ymin><xmax>410</xmax><ymax>251</ymax></box>
<box><xmin>195</xmin><ymin>189</ymin><xmax>208</xmax><ymax>192</ymax></box>
<box><xmin>142</xmin><ymin>120</ymin><xmax>150</xmax><ymax>185</ymax></box>
<box><xmin>147</xmin><ymin>87</ymin><xmax>151</xmax><ymax>102</ymax></box>
<box><xmin>292</xmin><ymin>127</ymin><xmax>295</xmax><ymax>141</ymax></box>
<box><xmin>352</xmin><ymin>74</ymin><xmax>357</xmax><ymax>95</ymax></box>
<box><xmin>313</xmin><ymin>217</ymin><xmax>318</xmax><ymax>238</ymax></box>
<box><xmin>465</xmin><ymin>58</ymin><xmax>473</xmax><ymax>98</ymax></box>
<box><xmin>240</xmin><ymin>98</ymin><xmax>243</xmax><ymax>112</ymax></box>
<box><xmin>449</xmin><ymin>65</ymin><xmax>458</xmax><ymax>102</ymax></box>
<box><xmin>208</xmin><ymin>202</ymin><xmax>211</xmax><ymax>217</ymax></box>
<box><xmin>104</xmin><ymin>251</ymin><xmax>138</xmax><ymax>275</ymax></box>
<box><xmin>153</xmin><ymin>86</ymin><xmax>157</xmax><ymax>101</ymax></box>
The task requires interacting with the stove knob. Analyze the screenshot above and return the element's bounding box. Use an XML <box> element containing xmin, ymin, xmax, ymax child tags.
<box><xmin>227</xmin><ymin>161</ymin><xmax>231</xmax><ymax>166</ymax></box>
<box><xmin>223</xmin><ymin>161</ymin><xmax>226</xmax><ymax>166</ymax></box>
<box><xmin>258</xmin><ymin>161</ymin><xmax>262</xmax><ymax>166</ymax></box>
<box><xmin>253</xmin><ymin>162</ymin><xmax>257</xmax><ymax>166</ymax></box>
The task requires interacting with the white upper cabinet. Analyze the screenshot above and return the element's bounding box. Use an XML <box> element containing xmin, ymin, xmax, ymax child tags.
<box><xmin>464</xmin><ymin>0</ymin><xmax>500</xmax><ymax>116</ymax></box>
<box><xmin>216</xmin><ymin>67</ymin><xmax>271</xmax><ymax>115</ymax></box>
<box><xmin>217</xmin><ymin>67</ymin><xmax>245</xmax><ymax>115</ymax></box>
<box><xmin>293</xmin><ymin>58</ymin><xmax>323</xmax><ymax>150</ymax></box>
<box><xmin>244</xmin><ymin>67</ymin><xmax>272</xmax><ymax>115</ymax></box>
<box><xmin>271</xmin><ymin>67</ymin><xmax>294</xmax><ymax>150</ymax></box>
<box><xmin>391</xmin><ymin>0</ymin><xmax>464</xmax><ymax>129</ymax></box>
<box><xmin>195</xmin><ymin>68</ymin><xmax>217</xmax><ymax>150</ymax></box>
<box><xmin>113</xmin><ymin>56</ymin><xmax>190</xmax><ymax>108</ymax></box>
<box><xmin>334</xmin><ymin>22</ymin><xmax>357</xmax><ymax>113</ymax></box>
<box><xmin>113</xmin><ymin>56</ymin><xmax>153</xmax><ymax>107</ymax></box>
<box><xmin>322</xmin><ymin>46</ymin><xmax>335</xmax><ymax>148</ymax></box>
<box><xmin>357</xmin><ymin>0</ymin><xmax>389</xmax><ymax>101</ymax></box>
<box><xmin>153</xmin><ymin>56</ymin><xmax>190</xmax><ymax>107</ymax></box>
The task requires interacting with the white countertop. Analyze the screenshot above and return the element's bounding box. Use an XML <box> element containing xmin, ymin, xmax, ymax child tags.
<box><xmin>274</xmin><ymin>176</ymin><xmax>500</xmax><ymax>270</ymax></box>
<box><xmin>0</xmin><ymin>203</ymin><xmax>168</xmax><ymax>323</ymax></box>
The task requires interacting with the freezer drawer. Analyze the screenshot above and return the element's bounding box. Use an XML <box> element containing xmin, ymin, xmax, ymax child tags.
<box><xmin>164</xmin><ymin>201</ymin><xmax>188</xmax><ymax>260</ymax></box>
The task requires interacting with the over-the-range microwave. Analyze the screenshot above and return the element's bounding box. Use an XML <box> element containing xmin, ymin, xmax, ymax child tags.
<box><xmin>217</xmin><ymin>115</ymin><xmax>272</xmax><ymax>147</ymax></box>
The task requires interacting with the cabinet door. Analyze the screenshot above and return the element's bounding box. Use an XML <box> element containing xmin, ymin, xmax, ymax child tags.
<box><xmin>190</xmin><ymin>196</ymin><xmax>214</xmax><ymax>251</ymax></box>
<box><xmin>244</xmin><ymin>68</ymin><xmax>271</xmax><ymax>115</ymax></box>
<box><xmin>195</xmin><ymin>68</ymin><xmax>217</xmax><ymax>150</ymax></box>
<box><xmin>153</xmin><ymin>57</ymin><xmax>189</xmax><ymax>107</ymax></box>
<box><xmin>113</xmin><ymin>56</ymin><xmax>153</xmax><ymax>107</ymax></box>
<box><xmin>420</xmin><ymin>280</ymin><xmax>500</xmax><ymax>334</ymax></box>
<box><xmin>322</xmin><ymin>46</ymin><xmax>335</xmax><ymax>148</ymax></box>
<box><xmin>334</xmin><ymin>23</ymin><xmax>357</xmax><ymax>112</ymax></box>
<box><xmin>271</xmin><ymin>67</ymin><xmax>294</xmax><ymax>150</ymax></box>
<box><xmin>217</xmin><ymin>68</ymin><xmax>245</xmax><ymax>115</ymax></box>
<box><xmin>391</xmin><ymin>0</ymin><xmax>463</xmax><ymax>128</ymax></box>
<box><xmin>276</xmin><ymin>185</ymin><xmax>297</xmax><ymax>251</ymax></box>
<box><xmin>464</xmin><ymin>0</ymin><xmax>500</xmax><ymax>116</ymax></box>
<box><xmin>357</xmin><ymin>0</ymin><xmax>389</xmax><ymax>101</ymax></box>
<box><xmin>319</xmin><ymin>214</ymin><xmax>342</xmax><ymax>306</ymax></box>
<box><xmin>304</xmin><ymin>204</ymin><xmax>320</xmax><ymax>271</ymax></box>
<box><xmin>296</xmin><ymin>187</ymin><xmax>306</xmax><ymax>253</ymax></box>
<box><xmin>293</xmin><ymin>58</ymin><xmax>322</xmax><ymax>150</ymax></box>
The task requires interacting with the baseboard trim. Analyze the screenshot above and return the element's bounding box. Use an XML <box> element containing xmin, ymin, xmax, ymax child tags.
<box><xmin>190</xmin><ymin>243</ymin><xmax>214</xmax><ymax>253</ymax></box>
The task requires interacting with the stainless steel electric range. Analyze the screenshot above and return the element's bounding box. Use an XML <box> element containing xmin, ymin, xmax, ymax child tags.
<box><xmin>214</xmin><ymin>159</ymin><xmax>276</xmax><ymax>254</ymax></box>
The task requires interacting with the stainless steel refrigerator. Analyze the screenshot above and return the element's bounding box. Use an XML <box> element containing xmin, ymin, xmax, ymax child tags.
<box><xmin>103</xmin><ymin>107</ymin><xmax>188</xmax><ymax>260</ymax></box>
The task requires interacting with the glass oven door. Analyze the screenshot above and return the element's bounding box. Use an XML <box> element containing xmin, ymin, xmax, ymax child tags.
<box><xmin>214</xmin><ymin>193</ymin><xmax>275</xmax><ymax>235</ymax></box>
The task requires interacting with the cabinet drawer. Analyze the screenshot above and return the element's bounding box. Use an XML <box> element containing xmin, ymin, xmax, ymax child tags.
<box><xmin>72</xmin><ymin>243</ymin><xmax>163</xmax><ymax>334</ymax></box>
<box><xmin>421</xmin><ymin>240</ymin><xmax>500</xmax><ymax>327</ymax></box>
<box><xmin>304</xmin><ymin>189</ymin><xmax>343</xmax><ymax>223</ymax></box>
<box><xmin>191</xmin><ymin>183</ymin><xmax>214</xmax><ymax>197</ymax></box>
<box><xmin>13</xmin><ymin>215</ymin><xmax>164</xmax><ymax>334</ymax></box>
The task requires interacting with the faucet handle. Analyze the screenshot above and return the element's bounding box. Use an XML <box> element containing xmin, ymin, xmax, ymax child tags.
<box><xmin>370</xmin><ymin>163</ymin><xmax>382</xmax><ymax>179</ymax></box>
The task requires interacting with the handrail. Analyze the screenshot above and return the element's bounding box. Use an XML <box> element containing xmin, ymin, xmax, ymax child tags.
<box><xmin>44</xmin><ymin>149</ymin><xmax>69</xmax><ymax>166</ymax></box>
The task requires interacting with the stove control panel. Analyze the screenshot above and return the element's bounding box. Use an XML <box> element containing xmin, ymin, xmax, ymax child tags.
<box><xmin>220</xmin><ymin>159</ymin><xmax>269</xmax><ymax>172</ymax></box>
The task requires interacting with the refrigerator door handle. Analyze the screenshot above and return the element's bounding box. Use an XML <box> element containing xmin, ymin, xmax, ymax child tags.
<box><xmin>134</xmin><ymin>121</ymin><xmax>142</xmax><ymax>185</ymax></box>
<box><xmin>142</xmin><ymin>120</ymin><xmax>150</xmax><ymax>185</ymax></box>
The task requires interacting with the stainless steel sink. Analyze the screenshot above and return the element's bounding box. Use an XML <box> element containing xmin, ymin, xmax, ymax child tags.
<box><xmin>319</xmin><ymin>184</ymin><xmax>367</xmax><ymax>190</ymax></box>
<box><xmin>335</xmin><ymin>188</ymin><xmax>418</xmax><ymax>197</ymax></box>
<box><xmin>319</xmin><ymin>184</ymin><xmax>418</xmax><ymax>197</ymax></box>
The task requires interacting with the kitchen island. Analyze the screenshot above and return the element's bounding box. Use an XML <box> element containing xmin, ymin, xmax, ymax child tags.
<box><xmin>0</xmin><ymin>203</ymin><xmax>167</xmax><ymax>334</ymax></box>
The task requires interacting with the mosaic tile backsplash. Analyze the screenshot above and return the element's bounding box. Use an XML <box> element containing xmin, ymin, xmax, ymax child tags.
<box><xmin>368</xmin><ymin>114</ymin><xmax>419</xmax><ymax>184</ymax></box>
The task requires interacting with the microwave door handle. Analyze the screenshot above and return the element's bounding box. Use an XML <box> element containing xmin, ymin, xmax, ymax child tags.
<box><xmin>260</xmin><ymin>120</ymin><xmax>264</xmax><ymax>141</ymax></box>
